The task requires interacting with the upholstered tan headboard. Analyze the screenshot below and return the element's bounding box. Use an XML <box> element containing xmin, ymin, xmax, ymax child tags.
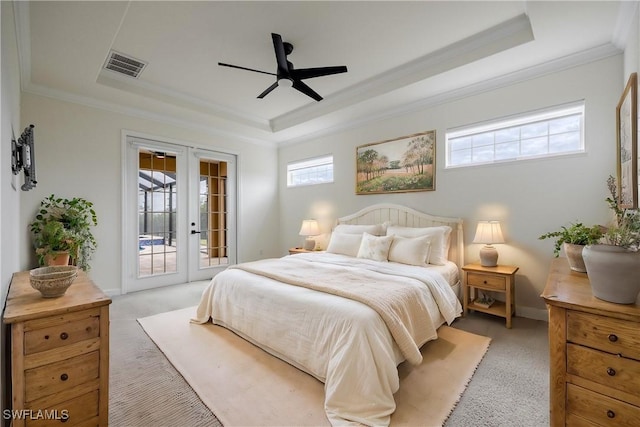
<box><xmin>337</xmin><ymin>203</ymin><xmax>464</xmax><ymax>269</ymax></box>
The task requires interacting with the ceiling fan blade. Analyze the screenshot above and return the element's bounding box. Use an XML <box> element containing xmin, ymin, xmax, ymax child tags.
<box><xmin>218</xmin><ymin>62</ymin><xmax>276</xmax><ymax>76</ymax></box>
<box><xmin>290</xmin><ymin>66</ymin><xmax>348</xmax><ymax>80</ymax></box>
<box><xmin>257</xmin><ymin>81</ymin><xmax>279</xmax><ymax>99</ymax></box>
<box><xmin>292</xmin><ymin>80</ymin><xmax>323</xmax><ymax>101</ymax></box>
<box><xmin>271</xmin><ymin>33</ymin><xmax>290</xmax><ymax>76</ymax></box>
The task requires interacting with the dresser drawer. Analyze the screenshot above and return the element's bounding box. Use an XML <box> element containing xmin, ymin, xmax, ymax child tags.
<box><xmin>25</xmin><ymin>316</ymin><xmax>100</xmax><ymax>355</ymax></box>
<box><xmin>25</xmin><ymin>351</ymin><xmax>100</xmax><ymax>402</ymax></box>
<box><xmin>567</xmin><ymin>311</ymin><xmax>640</xmax><ymax>360</ymax></box>
<box><xmin>466</xmin><ymin>273</ymin><xmax>505</xmax><ymax>291</ymax></box>
<box><xmin>567</xmin><ymin>383</ymin><xmax>640</xmax><ymax>427</ymax></box>
<box><xmin>26</xmin><ymin>390</ymin><xmax>99</xmax><ymax>427</ymax></box>
<box><xmin>567</xmin><ymin>343</ymin><xmax>640</xmax><ymax>396</ymax></box>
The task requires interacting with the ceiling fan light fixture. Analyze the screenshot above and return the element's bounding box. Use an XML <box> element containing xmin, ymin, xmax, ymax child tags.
<box><xmin>278</xmin><ymin>78</ymin><xmax>293</xmax><ymax>88</ymax></box>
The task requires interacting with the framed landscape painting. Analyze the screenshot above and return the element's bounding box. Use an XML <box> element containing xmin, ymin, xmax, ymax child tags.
<box><xmin>356</xmin><ymin>130</ymin><xmax>435</xmax><ymax>195</ymax></box>
<box><xmin>616</xmin><ymin>72</ymin><xmax>637</xmax><ymax>209</ymax></box>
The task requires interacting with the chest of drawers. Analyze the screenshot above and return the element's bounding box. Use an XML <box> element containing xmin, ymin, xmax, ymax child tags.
<box><xmin>541</xmin><ymin>258</ymin><xmax>640</xmax><ymax>426</ymax></box>
<box><xmin>3</xmin><ymin>270</ymin><xmax>111</xmax><ymax>427</ymax></box>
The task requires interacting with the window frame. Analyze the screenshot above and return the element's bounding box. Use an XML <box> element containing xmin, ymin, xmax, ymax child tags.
<box><xmin>286</xmin><ymin>154</ymin><xmax>334</xmax><ymax>188</ymax></box>
<box><xmin>445</xmin><ymin>101</ymin><xmax>585</xmax><ymax>169</ymax></box>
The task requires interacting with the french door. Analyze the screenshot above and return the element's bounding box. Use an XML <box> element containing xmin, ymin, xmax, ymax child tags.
<box><xmin>123</xmin><ymin>135</ymin><xmax>236</xmax><ymax>293</ymax></box>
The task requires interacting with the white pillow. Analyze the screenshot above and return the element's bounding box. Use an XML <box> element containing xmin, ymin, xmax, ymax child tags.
<box><xmin>388</xmin><ymin>235</ymin><xmax>432</xmax><ymax>266</ymax></box>
<box><xmin>326</xmin><ymin>233</ymin><xmax>363</xmax><ymax>257</ymax></box>
<box><xmin>386</xmin><ymin>225</ymin><xmax>452</xmax><ymax>265</ymax></box>
<box><xmin>333</xmin><ymin>223</ymin><xmax>385</xmax><ymax>236</ymax></box>
<box><xmin>357</xmin><ymin>233</ymin><xmax>393</xmax><ymax>262</ymax></box>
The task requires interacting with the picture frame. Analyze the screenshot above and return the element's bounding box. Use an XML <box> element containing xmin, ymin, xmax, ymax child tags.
<box><xmin>616</xmin><ymin>72</ymin><xmax>637</xmax><ymax>209</ymax></box>
<box><xmin>356</xmin><ymin>130</ymin><xmax>435</xmax><ymax>195</ymax></box>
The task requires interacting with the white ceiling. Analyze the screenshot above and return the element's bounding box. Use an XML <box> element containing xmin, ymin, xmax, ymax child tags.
<box><xmin>14</xmin><ymin>1</ymin><xmax>634</xmax><ymax>145</ymax></box>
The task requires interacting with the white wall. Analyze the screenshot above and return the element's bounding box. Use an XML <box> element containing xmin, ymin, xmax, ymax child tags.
<box><xmin>19</xmin><ymin>93</ymin><xmax>280</xmax><ymax>295</ymax></box>
<box><xmin>279</xmin><ymin>55</ymin><xmax>623</xmax><ymax>319</ymax></box>
<box><xmin>1</xmin><ymin>0</ymin><xmax>23</xmax><ymax>420</ymax></box>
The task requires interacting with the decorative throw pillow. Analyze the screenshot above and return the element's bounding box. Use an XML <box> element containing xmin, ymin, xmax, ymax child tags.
<box><xmin>333</xmin><ymin>223</ymin><xmax>385</xmax><ymax>236</ymax></box>
<box><xmin>326</xmin><ymin>233</ymin><xmax>363</xmax><ymax>257</ymax></box>
<box><xmin>356</xmin><ymin>233</ymin><xmax>393</xmax><ymax>262</ymax></box>
<box><xmin>386</xmin><ymin>225</ymin><xmax>452</xmax><ymax>265</ymax></box>
<box><xmin>388</xmin><ymin>235</ymin><xmax>432</xmax><ymax>266</ymax></box>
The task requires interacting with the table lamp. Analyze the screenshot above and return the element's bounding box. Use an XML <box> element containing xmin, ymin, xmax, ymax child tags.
<box><xmin>299</xmin><ymin>219</ymin><xmax>320</xmax><ymax>251</ymax></box>
<box><xmin>473</xmin><ymin>220</ymin><xmax>505</xmax><ymax>267</ymax></box>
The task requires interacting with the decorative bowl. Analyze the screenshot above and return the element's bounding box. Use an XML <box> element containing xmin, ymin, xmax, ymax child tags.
<box><xmin>29</xmin><ymin>266</ymin><xmax>78</xmax><ymax>298</ymax></box>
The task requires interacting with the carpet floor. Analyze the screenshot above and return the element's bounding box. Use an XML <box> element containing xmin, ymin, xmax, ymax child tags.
<box><xmin>139</xmin><ymin>307</ymin><xmax>490</xmax><ymax>426</ymax></box>
<box><xmin>109</xmin><ymin>281</ymin><xmax>549</xmax><ymax>426</ymax></box>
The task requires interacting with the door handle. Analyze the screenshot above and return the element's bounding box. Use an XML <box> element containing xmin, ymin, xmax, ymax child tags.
<box><xmin>191</xmin><ymin>230</ymin><xmax>201</xmax><ymax>234</ymax></box>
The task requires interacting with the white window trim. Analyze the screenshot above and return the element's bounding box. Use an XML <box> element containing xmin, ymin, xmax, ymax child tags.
<box><xmin>445</xmin><ymin>101</ymin><xmax>585</xmax><ymax>169</ymax></box>
<box><xmin>287</xmin><ymin>154</ymin><xmax>334</xmax><ymax>187</ymax></box>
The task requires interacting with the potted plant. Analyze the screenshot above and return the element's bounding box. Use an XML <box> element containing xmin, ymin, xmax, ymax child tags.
<box><xmin>33</xmin><ymin>220</ymin><xmax>78</xmax><ymax>266</ymax></box>
<box><xmin>582</xmin><ymin>176</ymin><xmax>640</xmax><ymax>304</ymax></box>
<box><xmin>539</xmin><ymin>222</ymin><xmax>603</xmax><ymax>272</ymax></box>
<box><xmin>30</xmin><ymin>195</ymin><xmax>98</xmax><ymax>271</ymax></box>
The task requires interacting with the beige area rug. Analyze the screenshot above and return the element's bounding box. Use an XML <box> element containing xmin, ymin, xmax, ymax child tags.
<box><xmin>139</xmin><ymin>307</ymin><xmax>491</xmax><ymax>426</ymax></box>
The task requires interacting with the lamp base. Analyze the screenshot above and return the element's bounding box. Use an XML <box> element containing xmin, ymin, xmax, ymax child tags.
<box><xmin>479</xmin><ymin>245</ymin><xmax>499</xmax><ymax>267</ymax></box>
<box><xmin>303</xmin><ymin>238</ymin><xmax>316</xmax><ymax>251</ymax></box>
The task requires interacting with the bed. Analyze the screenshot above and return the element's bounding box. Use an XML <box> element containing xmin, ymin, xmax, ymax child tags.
<box><xmin>193</xmin><ymin>204</ymin><xmax>464</xmax><ymax>426</ymax></box>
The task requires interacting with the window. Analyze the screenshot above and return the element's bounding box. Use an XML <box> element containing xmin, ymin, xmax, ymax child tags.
<box><xmin>287</xmin><ymin>155</ymin><xmax>334</xmax><ymax>187</ymax></box>
<box><xmin>446</xmin><ymin>102</ymin><xmax>585</xmax><ymax>168</ymax></box>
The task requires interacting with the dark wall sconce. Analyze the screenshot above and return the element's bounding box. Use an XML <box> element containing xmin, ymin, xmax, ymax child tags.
<box><xmin>11</xmin><ymin>124</ymin><xmax>37</xmax><ymax>191</ymax></box>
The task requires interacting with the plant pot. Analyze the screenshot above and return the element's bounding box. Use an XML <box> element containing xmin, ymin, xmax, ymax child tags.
<box><xmin>44</xmin><ymin>251</ymin><xmax>70</xmax><ymax>266</ymax></box>
<box><xmin>563</xmin><ymin>242</ymin><xmax>587</xmax><ymax>273</ymax></box>
<box><xmin>582</xmin><ymin>244</ymin><xmax>640</xmax><ymax>304</ymax></box>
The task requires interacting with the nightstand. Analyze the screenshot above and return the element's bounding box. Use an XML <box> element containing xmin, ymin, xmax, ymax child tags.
<box><xmin>289</xmin><ymin>247</ymin><xmax>312</xmax><ymax>255</ymax></box>
<box><xmin>462</xmin><ymin>263</ymin><xmax>519</xmax><ymax>328</ymax></box>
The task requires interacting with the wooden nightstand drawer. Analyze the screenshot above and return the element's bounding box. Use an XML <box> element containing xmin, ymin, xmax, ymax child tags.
<box><xmin>567</xmin><ymin>311</ymin><xmax>640</xmax><ymax>360</ymax></box>
<box><xmin>466</xmin><ymin>272</ymin><xmax>506</xmax><ymax>291</ymax></box>
<box><xmin>25</xmin><ymin>351</ymin><xmax>100</xmax><ymax>402</ymax></box>
<box><xmin>567</xmin><ymin>343</ymin><xmax>640</xmax><ymax>396</ymax></box>
<box><xmin>26</xmin><ymin>390</ymin><xmax>99</xmax><ymax>427</ymax></box>
<box><xmin>25</xmin><ymin>315</ymin><xmax>100</xmax><ymax>355</ymax></box>
<box><xmin>567</xmin><ymin>383</ymin><xmax>640</xmax><ymax>426</ymax></box>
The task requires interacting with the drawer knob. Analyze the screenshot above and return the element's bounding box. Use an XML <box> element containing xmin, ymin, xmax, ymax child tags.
<box><xmin>607</xmin><ymin>367</ymin><xmax>616</xmax><ymax>376</ymax></box>
<box><xmin>483</xmin><ymin>280</ymin><xmax>487</xmax><ymax>284</ymax></box>
<box><xmin>607</xmin><ymin>410</ymin><xmax>615</xmax><ymax>419</ymax></box>
<box><xmin>60</xmin><ymin>373</ymin><xmax>68</xmax><ymax>381</ymax></box>
<box><xmin>608</xmin><ymin>334</ymin><xmax>618</xmax><ymax>342</ymax></box>
<box><xmin>60</xmin><ymin>332</ymin><xmax>69</xmax><ymax>340</ymax></box>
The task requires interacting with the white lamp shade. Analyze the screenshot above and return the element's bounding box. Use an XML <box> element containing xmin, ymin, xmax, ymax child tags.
<box><xmin>473</xmin><ymin>221</ymin><xmax>505</xmax><ymax>244</ymax></box>
<box><xmin>299</xmin><ymin>219</ymin><xmax>320</xmax><ymax>237</ymax></box>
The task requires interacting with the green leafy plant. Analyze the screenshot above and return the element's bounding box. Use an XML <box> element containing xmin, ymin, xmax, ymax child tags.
<box><xmin>30</xmin><ymin>195</ymin><xmax>98</xmax><ymax>270</ymax></box>
<box><xmin>539</xmin><ymin>222</ymin><xmax>603</xmax><ymax>257</ymax></box>
<box><xmin>603</xmin><ymin>175</ymin><xmax>640</xmax><ymax>251</ymax></box>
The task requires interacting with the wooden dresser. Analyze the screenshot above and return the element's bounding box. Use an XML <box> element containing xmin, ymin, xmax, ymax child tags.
<box><xmin>3</xmin><ymin>270</ymin><xmax>111</xmax><ymax>426</ymax></box>
<box><xmin>541</xmin><ymin>258</ymin><xmax>640</xmax><ymax>426</ymax></box>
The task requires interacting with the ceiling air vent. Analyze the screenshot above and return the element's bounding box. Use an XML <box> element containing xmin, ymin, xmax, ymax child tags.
<box><xmin>104</xmin><ymin>50</ymin><xmax>147</xmax><ymax>78</ymax></box>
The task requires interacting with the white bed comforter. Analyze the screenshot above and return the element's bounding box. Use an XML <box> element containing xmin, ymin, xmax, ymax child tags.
<box><xmin>192</xmin><ymin>252</ymin><xmax>462</xmax><ymax>426</ymax></box>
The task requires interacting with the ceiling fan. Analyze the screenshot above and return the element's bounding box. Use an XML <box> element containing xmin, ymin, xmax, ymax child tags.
<box><xmin>218</xmin><ymin>33</ymin><xmax>348</xmax><ymax>102</ymax></box>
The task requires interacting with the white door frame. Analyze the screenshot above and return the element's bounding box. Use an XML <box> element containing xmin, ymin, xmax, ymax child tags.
<box><xmin>121</xmin><ymin>131</ymin><xmax>238</xmax><ymax>294</ymax></box>
<box><xmin>188</xmin><ymin>148</ymin><xmax>237</xmax><ymax>281</ymax></box>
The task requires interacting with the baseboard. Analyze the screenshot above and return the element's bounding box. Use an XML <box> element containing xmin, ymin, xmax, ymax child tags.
<box><xmin>104</xmin><ymin>288</ymin><xmax>122</xmax><ymax>297</ymax></box>
<box><xmin>516</xmin><ymin>305</ymin><xmax>548</xmax><ymax>322</ymax></box>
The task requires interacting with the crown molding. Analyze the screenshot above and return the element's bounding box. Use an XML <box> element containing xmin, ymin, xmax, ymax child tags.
<box><xmin>278</xmin><ymin>43</ymin><xmax>622</xmax><ymax>147</ymax></box>
<box><xmin>612</xmin><ymin>0</ymin><xmax>639</xmax><ymax>49</ymax></box>
<box><xmin>270</xmin><ymin>13</ymin><xmax>534</xmax><ymax>133</ymax></box>
<box><xmin>22</xmin><ymin>82</ymin><xmax>277</xmax><ymax>148</ymax></box>
<box><xmin>96</xmin><ymin>70</ymin><xmax>272</xmax><ymax>131</ymax></box>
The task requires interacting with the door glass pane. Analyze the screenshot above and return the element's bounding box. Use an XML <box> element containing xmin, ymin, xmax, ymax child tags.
<box><xmin>199</xmin><ymin>159</ymin><xmax>229</xmax><ymax>268</ymax></box>
<box><xmin>138</xmin><ymin>150</ymin><xmax>178</xmax><ymax>277</ymax></box>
